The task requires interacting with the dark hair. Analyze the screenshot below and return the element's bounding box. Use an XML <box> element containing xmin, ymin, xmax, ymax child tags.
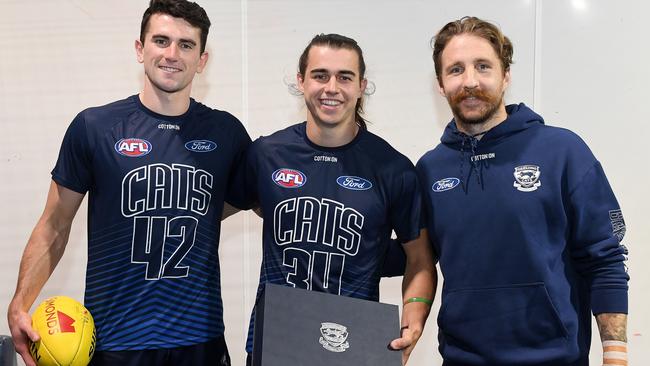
<box><xmin>298</xmin><ymin>33</ymin><xmax>368</xmax><ymax>130</ymax></box>
<box><xmin>432</xmin><ymin>16</ymin><xmax>513</xmax><ymax>84</ymax></box>
<box><xmin>140</xmin><ymin>0</ymin><xmax>211</xmax><ymax>54</ymax></box>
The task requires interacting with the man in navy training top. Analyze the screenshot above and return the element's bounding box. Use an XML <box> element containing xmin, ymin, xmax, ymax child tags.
<box><xmin>234</xmin><ymin>33</ymin><xmax>436</xmax><ymax>365</ymax></box>
<box><xmin>7</xmin><ymin>1</ymin><xmax>250</xmax><ymax>365</ymax></box>
<box><xmin>417</xmin><ymin>16</ymin><xmax>629</xmax><ymax>366</ymax></box>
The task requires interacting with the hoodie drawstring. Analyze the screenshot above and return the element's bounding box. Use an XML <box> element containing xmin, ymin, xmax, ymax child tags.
<box><xmin>459</xmin><ymin>136</ymin><xmax>467</xmax><ymax>192</ymax></box>
<box><xmin>458</xmin><ymin>131</ymin><xmax>486</xmax><ymax>193</ymax></box>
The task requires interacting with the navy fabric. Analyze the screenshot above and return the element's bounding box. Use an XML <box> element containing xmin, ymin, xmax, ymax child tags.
<box><xmin>52</xmin><ymin>95</ymin><xmax>251</xmax><ymax>351</ymax></box>
<box><xmin>90</xmin><ymin>336</ymin><xmax>231</xmax><ymax>366</ymax></box>
<box><xmin>417</xmin><ymin>103</ymin><xmax>628</xmax><ymax>365</ymax></box>
<box><xmin>234</xmin><ymin>122</ymin><xmax>423</xmax><ymax>352</ymax></box>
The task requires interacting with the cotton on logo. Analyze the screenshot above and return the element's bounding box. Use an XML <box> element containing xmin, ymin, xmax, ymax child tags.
<box><xmin>115</xmin><ymin>138</ymin><xmax>152</xmax><ymax>157</ymax></box>
<box><xmin>272</xmin><ymin>168</ymin><xmax>306</xmax><ymax>188</ymax></box>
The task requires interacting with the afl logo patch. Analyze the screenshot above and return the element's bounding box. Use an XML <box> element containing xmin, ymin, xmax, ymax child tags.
<box><xmin>513</xmin><ymin>165</ymin><xmax>541</xmax><ymax>192</ymax></box>
<box><xmin>185</xmin><ymin>140</ymin><xmax>217</xmax><ymax>153</ymax></box>
<box><xmin>432</xmin><ymin>177</ymin><xmax>460</xmax><ymax>192</ymax></box>
<box><xmin>272</xmin><ymin>168</ymin><xmax>306</xmax><ymax>188</ymax></box>
<box><xmin>115</xmin><ymin>138</ymin><xmax>151</xmax><ymax>157</ymax></box>
<box><xmin>336</xmin><ymin>176</ymin><xmax>372</xmax><ymax>191</ymax></box>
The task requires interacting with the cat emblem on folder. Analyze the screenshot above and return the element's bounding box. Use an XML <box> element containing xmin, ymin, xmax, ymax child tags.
<box><xmin>319</xmin><ymin>322</ymin><xmax>350</xmax><ymax>352</ymax></box>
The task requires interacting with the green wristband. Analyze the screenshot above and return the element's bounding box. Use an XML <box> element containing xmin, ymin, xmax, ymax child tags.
<box><xmin>404</xmin><ymin>297</ymin><xmax>433</xmax><ymax>306</ymax></box>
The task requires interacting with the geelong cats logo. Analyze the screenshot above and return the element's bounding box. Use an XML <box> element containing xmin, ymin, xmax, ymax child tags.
<box><xmin>319</xmin><ymin>322</ymin><xmax>350</xmax><ymax>353</ymax></box>
<box><xmin>513</xmin><ymin>165</ymin><xmax>541</xmax><ymax>192</ymax></box>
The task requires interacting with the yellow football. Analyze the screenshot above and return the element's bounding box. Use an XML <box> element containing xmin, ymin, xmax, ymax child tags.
<box><xmin>29</xmin><ymin>296</ymin><xmax>96</xmax><ymax>366</ymax></box>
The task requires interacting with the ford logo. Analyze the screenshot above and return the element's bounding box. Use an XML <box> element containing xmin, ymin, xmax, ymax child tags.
<box><xmin>336</xmin><ymin>176</ymin><xmax>372</xmax><ymax>191</ymax></box>
<box><xmin>432</xmin><ymin>177</ymin><xmax>460</xmax><ymax>192</ymax></box>
<box><xmin>185</xmin><ymin>140</ymin><xmax>217</xmax><ymax>153</ymax></box>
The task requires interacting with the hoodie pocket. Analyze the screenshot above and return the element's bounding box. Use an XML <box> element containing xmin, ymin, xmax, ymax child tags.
<box><xmin>438</xmin><ymin>282</ymin><xmax>570</xmax><ymax>364</ymax></box>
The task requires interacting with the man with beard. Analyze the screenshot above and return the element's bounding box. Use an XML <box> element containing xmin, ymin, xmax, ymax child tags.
<box><xmin>416</xmin><ymin>17</ymin><xmax>629</xmax><ymax>366</ymax></box>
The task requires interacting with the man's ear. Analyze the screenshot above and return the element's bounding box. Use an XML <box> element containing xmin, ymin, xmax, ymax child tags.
<box><xmin>437</xmin><ymin>79</ymin><xmax>446</xmax><ymax>97</ymax></box>
<box><xmin>297</xmin><ymin>73</ymin><xmax>305</xmax><ymax>93</ymax></box>
<box><xmin>135</xmin><ymin>39</ymin><xmax>144</xmax><ymax>63</ymax></box>
<box><xmin>196</xmin><ymin>52</ymin><xmax>209</xmax><ymax>73</ymax></box>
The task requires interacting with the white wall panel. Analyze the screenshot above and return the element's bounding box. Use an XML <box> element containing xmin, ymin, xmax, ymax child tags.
<box><xmin>539</xmin><ymin>1</ymin><xmax>648</xmax><ymax>364</ymax></box>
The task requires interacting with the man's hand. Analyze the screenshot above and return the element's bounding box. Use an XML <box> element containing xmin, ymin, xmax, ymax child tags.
<box><xmin>7</xmin><ymin>304</ymin><xmax>40</xmax><ymax>366</ymax></box>
<box><xmin>390</xmin><ymin>301</ymin><xmax>429</xmax><ymax>365</ymax></box>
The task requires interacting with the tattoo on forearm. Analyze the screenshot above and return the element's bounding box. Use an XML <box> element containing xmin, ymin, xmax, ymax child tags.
<box><xmin>596</xmin><ymin>313</ymin><xmax>628</xmax><ymax>342</ymax></box>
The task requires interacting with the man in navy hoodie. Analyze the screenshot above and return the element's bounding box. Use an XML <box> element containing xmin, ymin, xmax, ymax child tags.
<box><xmin>417</xmin><ymin>16</ymin><xmax>629</xmax><ymax>366</ymax></box>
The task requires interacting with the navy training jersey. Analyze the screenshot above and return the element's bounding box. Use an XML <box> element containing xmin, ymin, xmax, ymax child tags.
<box><xmin>236</xmin><ymin>122</ymin><xmax>422</xmax><ymax>351</ymax></box>
<box><xmin>51</xmin><ymin>95</ymin><xmax>251</xmax><ymax>351</ymax></box>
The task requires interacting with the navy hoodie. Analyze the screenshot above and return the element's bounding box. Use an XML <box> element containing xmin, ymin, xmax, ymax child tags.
<box><xmin>416</xmin><ymin>104</ymin><xmax>628</xmax><ymax>366</ymax></box>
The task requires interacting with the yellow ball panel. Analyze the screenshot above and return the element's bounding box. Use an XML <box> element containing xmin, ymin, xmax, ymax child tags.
<box><xmin>30</xmin><ymin>296</ymin><xmax>96</xmax><ymax>366</ymax></box>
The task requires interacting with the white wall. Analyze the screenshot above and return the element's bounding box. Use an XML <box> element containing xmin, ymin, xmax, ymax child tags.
<box><xmin>0</xmin><ymin>0</ymin><xmax>646</xmax><ymax>365</ymax></box>
<box><xmin>537</xmin><ymin>1</ymin><xmax>649</xmax><ymax>363</ymax></box>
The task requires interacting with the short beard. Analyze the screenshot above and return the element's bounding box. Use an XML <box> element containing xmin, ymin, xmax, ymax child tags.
<box><xmin>449</xmin><ymin>88</ymin><xmax>502</xmax><ymax>126</ymax></box>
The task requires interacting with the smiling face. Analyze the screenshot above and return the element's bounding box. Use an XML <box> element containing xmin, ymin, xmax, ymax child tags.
<box><xmin>438</xmin><ymin>33</ymin><xmax>510</xmax><ymax>131</ymax></box>
<box><xmin>298</xmin><ymin>45</ymin><xmax>367</xmax><ymax>130</ymax></box>
<box><xmin>135</xmin><ymin>13</ymin><xmax>208</xmax><ymax>97</ymax></box>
